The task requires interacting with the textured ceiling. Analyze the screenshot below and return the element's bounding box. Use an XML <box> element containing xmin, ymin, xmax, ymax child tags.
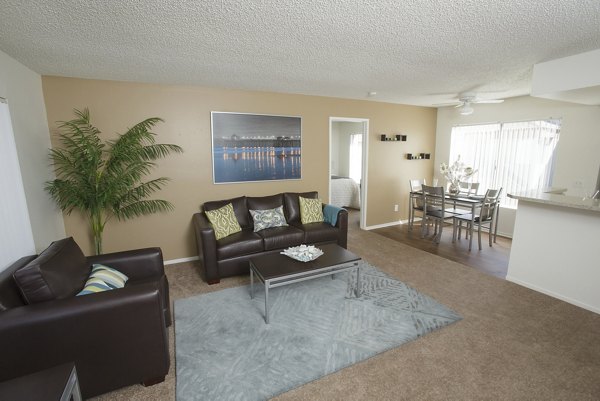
<box><xmin>1</xmin><ymin>0</ymin><xmax>599</xmax><ymax>106</ymax></box>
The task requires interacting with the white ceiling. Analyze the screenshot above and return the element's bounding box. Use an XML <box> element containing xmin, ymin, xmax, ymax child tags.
<box><xmin>1</xmin><ymin>0</ymin><xmax>599</xmax><ymax>106</ymax></box>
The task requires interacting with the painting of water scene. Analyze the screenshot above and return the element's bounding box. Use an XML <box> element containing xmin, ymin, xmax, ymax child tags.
<box><xmin>211</xmin><ymin>112</ymin><xmax>302</xmax><ymax>183</ymax></box>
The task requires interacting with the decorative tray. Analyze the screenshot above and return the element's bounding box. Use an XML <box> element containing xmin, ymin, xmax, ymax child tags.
<box><xmin>280</xmin><ymin>244</ymin><xmax>323</xmax><ymax>262</ymax></box>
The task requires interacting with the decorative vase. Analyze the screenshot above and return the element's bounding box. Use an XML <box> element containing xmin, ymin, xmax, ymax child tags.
<box><xmin>449</xmin><ymin>182</ymin><xmax>460</xmax><ymax>195</ymax></box>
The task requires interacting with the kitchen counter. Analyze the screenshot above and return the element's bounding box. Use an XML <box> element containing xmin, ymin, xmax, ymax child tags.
<box><xmin>506</xmin><ymin>187</ymin><xmax>600</xmax><ymax>314</ymax></box>
<box><xmin>507</xmin><ymin>188</ymin><xmax>600</xmax><ymax>213</ymax></box>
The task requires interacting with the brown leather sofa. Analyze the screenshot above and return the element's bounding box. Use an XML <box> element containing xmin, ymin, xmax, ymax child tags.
<box><xmin>0</xmin><ymin>237</ymin><xmax>171</xmax><ymax>399</ymax></box>
<box><xmin>192</xmin><ymin>191</ymin><xmax>348</xmax><ymax>284</ymax></box>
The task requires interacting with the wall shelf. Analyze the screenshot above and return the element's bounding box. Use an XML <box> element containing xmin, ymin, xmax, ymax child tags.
<box><xmin>406</xmin><ymin>153</ymin><xmax>430</xmax><ymax>160</ymax></box>
<box><xmin>380</xmin><ymin>134</ymin><xmax>407</xmax><ymax>142</ymax></box>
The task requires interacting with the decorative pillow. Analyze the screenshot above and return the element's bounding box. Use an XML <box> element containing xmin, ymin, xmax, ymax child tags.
<box><xmin>299</xmin><ymin>196</ymin><xmax>324</xmax><ymax>224</ymax></box>
<box><xmin>249</xmin><ymin>206</ymin><xmax>288</xmax><ymax>232</ymax></box>
<box><xmin>77</xmin><ymin>264</ymin><xmax>129</xmax><ymax>296</ymax></box>
<box><xmin>13</xmin><ymin>237</ymin><xmax>90</xmax><ymax>304</ymax></box>
<box><xmin>205</xmin><ymin>203</ymin><xmax>242</xmax><ymax>240</ymax></box>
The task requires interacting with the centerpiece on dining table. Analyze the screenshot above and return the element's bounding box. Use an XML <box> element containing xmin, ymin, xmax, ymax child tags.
<box><xmin>440</xmin><ymin>155</ymin><xmax>478</xmax><ymax>195</ymax></box>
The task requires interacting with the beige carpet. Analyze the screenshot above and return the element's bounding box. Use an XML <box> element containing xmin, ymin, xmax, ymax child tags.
<box><xmin>92</xmin><ymin>224</ymin><xmax>600</xmax><ymax>401</ymax></box>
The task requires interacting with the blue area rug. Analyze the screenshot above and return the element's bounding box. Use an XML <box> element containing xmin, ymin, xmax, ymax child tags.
<box><xmin>175</xmin><ymin>261</ymin><xmax>461</xmax><ymax>401</ymax></box>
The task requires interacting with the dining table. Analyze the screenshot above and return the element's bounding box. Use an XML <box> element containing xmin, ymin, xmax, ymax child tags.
<box><xmin>408</xmin><ymin>190</ymin><xmax>499</xmax><ymax>249</ymax></box>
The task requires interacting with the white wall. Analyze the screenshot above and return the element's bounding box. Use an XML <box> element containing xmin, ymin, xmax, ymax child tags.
<box><xmin>435</xmin><ymin>95</ymin><xmax>600</xmax><ymax>237</ymax></box>
<box><xmin>0</xmin><ymin>101</ymin><xmax>35</xmax><ymax>271</ymax></box>
<box><xmin>0</xmin><ymin>50</ymin><xmax>65</xmax><ymax>253</ymax></box>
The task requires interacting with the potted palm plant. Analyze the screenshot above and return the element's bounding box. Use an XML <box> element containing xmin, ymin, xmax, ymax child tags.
<box><xmin>46</xmin><ymin>108</ymin><xmax>183</xmax><ymax>254</ymax></box>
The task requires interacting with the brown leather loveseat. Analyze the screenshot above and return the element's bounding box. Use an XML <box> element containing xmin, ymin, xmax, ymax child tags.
<box><xmin>193</xmin><ymin>191</ymin><xmax>348</xmax><ymax>284</ymax></box>
<box><xmin>0</xmin><ymin>237</ymin><xmax>171</xmax><ymax>399</ymax></box>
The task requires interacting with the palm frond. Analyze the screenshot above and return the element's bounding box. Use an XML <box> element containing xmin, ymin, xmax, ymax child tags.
<box><xmin>45</xmin><ymin>179</ymin><xmax>90</xmax><ymax>214</ymax></box>
<box><xmin>114</xmin><ymin>199</ymin><xmax>175</xmax><ymax>220</ymax></box>
<box><xmin>139</xmin><ymin>143</ymin><xmax>183</xmax><ymax>160</ymax></box>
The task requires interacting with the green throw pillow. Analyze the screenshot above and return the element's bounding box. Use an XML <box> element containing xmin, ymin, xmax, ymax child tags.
<box><xmin>249</xmin><ymin>206</ymin><xmax>288</xmax><ymax>232</ymax></box>
<box><xmin>77</xmin><ymin>264</ymin><xmax>128</xmax><ymax>296</ymax></box>
<box><xmin>205</xmin><ymin>203</ymin><xmax>242</xmax><ymax>240</ymax></box>
<box><xmin>299</xmin><ymin>196</ymin><xmax>324</xmax><ymax>224</ymax></box>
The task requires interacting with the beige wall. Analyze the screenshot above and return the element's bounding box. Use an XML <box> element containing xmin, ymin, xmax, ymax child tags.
<box><xmin>42</xmin><ymin>76</ymin><xmax>437</xmax><ymax>259</ymax></box>
<box><xmin>435</xmin><ymin>95</ymin><xmax>600</xmax><ymax>237</ymax></box>
<box><xmin>0</xmin><ymin>50</ymin><xmax>65</xmax><ymax>253</ymax></box>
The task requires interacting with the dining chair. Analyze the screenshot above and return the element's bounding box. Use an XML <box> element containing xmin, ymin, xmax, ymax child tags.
<box><xmin>408</xmin><ymin>179</ymin><xmax>427</xmax><ymax>231</ymax></box>
<box><xmin>447</xmin><ymin>182</ymin><xmax>480</xmax><ymax>216</ymax></box>
<box><xmin>452</xmin><ymin>188</ymin><xmax>502</xmax><ymax>251</ymax></box>
<box><xmin>459</xmin><ymin>181</ymin><xmax>480</xmax><ymax>196</ymax></box>
<box><xmin>450</xmin><ymin>181</ymin><xmax>481</xmax><ymax>231</ymax></box>
<box><xmin>420</xmin><ymin>185</ymin><xmax>460</xmax><ymax>243</ymax></box>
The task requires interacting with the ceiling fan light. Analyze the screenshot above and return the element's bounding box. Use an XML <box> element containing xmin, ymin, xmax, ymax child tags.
<box><xmin>459</xmin><ymin>104</ymin><xmax>474</xmax><ymax>115</ymax></box>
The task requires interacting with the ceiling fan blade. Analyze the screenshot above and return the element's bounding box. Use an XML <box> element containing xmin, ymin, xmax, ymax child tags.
<box><xmin>473</xmin><ymin>99</ymin><xmax>504</xmax><ymax>104</ymax></box>
<box><xmin>431</xmin><ymin>101</ymin><xmax>461</xmax><ymax>107</ymax></box>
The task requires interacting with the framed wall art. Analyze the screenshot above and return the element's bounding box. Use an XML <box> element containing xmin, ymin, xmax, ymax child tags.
<box><xmin>211</xmin><ymin>112</ymin><xmax>302</xmax><ymax>184</ymax></box>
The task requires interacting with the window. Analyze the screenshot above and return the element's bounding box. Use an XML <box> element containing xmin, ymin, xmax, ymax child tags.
<box><xmin>348</xmin><ymin>133</ymin><xmax>362</xmax><ymax>183</ymax></box>
<box><xmin>450</xmin><ymin>119</ymin><xmax>561</xmax><ymax>208</ymax></box>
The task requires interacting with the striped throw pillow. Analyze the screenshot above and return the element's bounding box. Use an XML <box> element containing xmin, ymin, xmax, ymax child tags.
<box><xmin>77</xmin><ymin>264</ymin><xmax>129</xmax><ymax>296</ymax></box>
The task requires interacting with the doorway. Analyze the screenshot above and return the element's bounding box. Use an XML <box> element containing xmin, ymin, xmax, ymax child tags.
<box><xmin>329</xmin><ymin>117</ymin><xmax>369</xmax><ymax>229</ymax></box>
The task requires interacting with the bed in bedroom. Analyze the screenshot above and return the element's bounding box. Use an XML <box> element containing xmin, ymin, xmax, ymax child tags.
<box><xmin>330</xmin><ymin>176</ymin><xmax>361</xmax><ymax>209</ymax></box>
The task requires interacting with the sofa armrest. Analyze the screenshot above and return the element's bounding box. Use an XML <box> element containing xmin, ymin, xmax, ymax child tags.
<box><xmin>86</xmin><ymin>247</ymin><xmax>164</xmax><ymax>280</ymax></box>
<box><xmin>335</xmin><ymin>208</ymin><xmax>348</xmax><ymax>248</ymax></box>
<box><xmin>0</xmin><ymin>282</ymin><xmax>170</xmax><ymax>398</ymax></box>
<box><xmin>192</xmin><ymin>212</ymin><xmax>220</xmax><ymax>284</ymax></box>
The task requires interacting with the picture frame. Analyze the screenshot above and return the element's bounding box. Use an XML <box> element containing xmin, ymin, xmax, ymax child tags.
<box><xmin>211</xmin><ymin>112</ymin><xmax>302</xmax><ymax>184</ymax></box>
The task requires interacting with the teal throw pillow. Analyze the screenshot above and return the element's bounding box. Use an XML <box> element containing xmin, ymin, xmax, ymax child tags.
<box><xmin>77</xmin><ymin>264</ymin><xmax>128</xmax><ymax>296</ymax></box>
<box><xmin>249</xmin><ymin>206</ymin><xmax>288</xmax><ymax>232</ymax></box>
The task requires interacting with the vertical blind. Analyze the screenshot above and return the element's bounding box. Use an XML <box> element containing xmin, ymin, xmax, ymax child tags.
<box><xmin>450</xmin><ymin>119</ymin><xmax>561</xmax><ymax>208</ymax></box>
<box><xmin>0</xmin><ymin>100</ymin><xmax>36</xmax><ymax>271</ymax></box>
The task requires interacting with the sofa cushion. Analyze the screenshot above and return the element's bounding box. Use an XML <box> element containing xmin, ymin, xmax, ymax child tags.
<box><xmin>247</xmin><ymin>194</ymin><xmax>284</xmax><ymax>212</ymax></box>
<box><xmin>257</xmin><ymin>226</ymin><xmax>305</xmax><ymax>251</ymax></box>
<box><xmin>13</xmin><ymin>237</ymin><xmax>90</xmax><ymax>304</ymax></box>
<box><xmin>295</xmin><ymin>222</ymin><xmax>340</xmax><ymax>244</ymax></box>
<box><xmin>205</xmin><ymin>203</ymin><xmax>242</xmax><ymax>240</ymax></box>
<box><xmin>217</xmin><ymin>229</ymin><xmax>264</xmax><ymax>260</ymax></box>
<box><xmin>299</xmin><ymin>196</ymin><xmax>324</xmax><ymax>224</ymax></box>
<box><xmin>283</xmin><ymin>191</ymin><xmax>318</xmax><ymax>223</ymax></box>
<box><xmin>203</xmin><ymin>196</ymin><xmax>250</xmax><ymax>229</ymax></box>
<box><xmin>249</xmin><ymin>206</ymin><xmax>288</xmax><ymax>232</ymax></box>
<box><xmin>77</xmin><ymin>264</ymin><xmax>129</xmax><ymax>296</ymax></box>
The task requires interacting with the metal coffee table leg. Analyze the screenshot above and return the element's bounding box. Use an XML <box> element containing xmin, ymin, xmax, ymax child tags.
<box><xmin>264</xmin><ymin>280</ymin><xmax>270</xmax><ymax>324</ymax></box>
<box><xmin>355</xmin><ymin>265</ymin><xmax>361</xmax><ymax>297</ymax></box>
<box><xmin>250</xmin><ymin>267</ymin><xmax>254</xmax><ymax>299</ymax></box>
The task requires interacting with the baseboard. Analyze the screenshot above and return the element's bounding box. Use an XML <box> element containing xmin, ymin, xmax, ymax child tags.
<box><xmin>364</xmin><ymin>220</ymin><xmax>403</xmax><ymax>230</ymax></box>
<box><xmin>506</xmin><ymin>275</ymin><xmax>600</xmax><ymax>314</ymax></box>
<box><xmin>164</xmin><ymin>256</ymin><xmax>198</xmax><ymax>265</ymax></box>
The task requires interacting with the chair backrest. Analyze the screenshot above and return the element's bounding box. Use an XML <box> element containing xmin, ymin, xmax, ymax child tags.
<box><xmin>459</xmin><ymin>181</ymin><xmax>480</xmax><ymax>195</ymax></box>
<box><xmin>410</xmin><ymin>179</ymin><xmax>426</xmax><ymax>208</ymax></box>
<box><xmin>421</xmin><ymin>184</ymin><xmax>446</xmax><ymax>212</ymax></box>
<box><xmin>409</xmin><ymin>179</ymin><xmax>426</xmax><ymax>192</ymax></box>
<box><xmin>480</xmin><ymin>188</ymin><xmax>503</xmax><ymax>221</ymax></box>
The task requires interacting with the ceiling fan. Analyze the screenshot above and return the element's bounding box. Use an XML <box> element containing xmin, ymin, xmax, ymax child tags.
<box><xmin>435</xmin><ymin>92</ymin><xmax>504</xmax><ymax>115</ymax></box>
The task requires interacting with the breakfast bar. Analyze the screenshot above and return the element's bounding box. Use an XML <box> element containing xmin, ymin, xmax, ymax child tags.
<box><xmin>507</xmin><ymin>189</ymin><xmax>600</xmax><ymax>314</ymax></box>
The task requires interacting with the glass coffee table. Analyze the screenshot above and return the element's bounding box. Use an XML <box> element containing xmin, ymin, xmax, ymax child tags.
<box><xmin>249</xmin><ymin>243</ymin><xmax>362</xmax><ymax>323</ymax></box>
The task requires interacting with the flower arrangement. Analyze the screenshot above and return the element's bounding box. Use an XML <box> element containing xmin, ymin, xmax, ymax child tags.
<box><xmin>439</xmin><ymin>155</ymin><xmax>477</xmax><ymax>193</ymax></box>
